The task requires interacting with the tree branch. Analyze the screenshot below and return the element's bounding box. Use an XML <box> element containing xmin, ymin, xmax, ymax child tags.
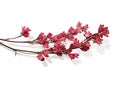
<box><xmin>0</xmin><ymin>41</ymin><xmax>40</xmax><ymax>54</ymax></box>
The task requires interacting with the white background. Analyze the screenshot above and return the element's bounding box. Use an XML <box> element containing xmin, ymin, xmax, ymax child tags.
<box><xmin>0</xmin><ymin>0</ymin><xmax>120</xmax><ymax>88</ymax></box>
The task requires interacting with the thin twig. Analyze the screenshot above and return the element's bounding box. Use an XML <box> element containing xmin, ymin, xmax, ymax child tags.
<box><xmin>0</xmin><ymin>38</ymin><xmax>37</xmax><ymax>44</ymax></box>
<box><xmin>0</xmin><ymin>41</ymin><xmax>40</xmax><ymax>54</ymax></box>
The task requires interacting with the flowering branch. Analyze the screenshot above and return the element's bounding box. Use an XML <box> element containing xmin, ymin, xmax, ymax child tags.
<box><xmin>0</xmin><ymin>22</ymin><xmax>109</xmax><ymax>62</ymax></box>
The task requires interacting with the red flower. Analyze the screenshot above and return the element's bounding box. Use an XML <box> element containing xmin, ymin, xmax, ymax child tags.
<box><xmin>37</xmin><ymin>32</ymin><xmax>49</xmax><ymax>48</ymax></box>
<box><xmin>65</xmin><ymin>48</ymin><xmax>72</xmax><ymax>54</ymax></box>
<box><xmin>69</xmin><ymin>44</ymin><xmax>75</xmax><ymax>49</ymax></box>
<box><xmin>51</xmin><ymin>35</ymin><xmax>58</xmax><ymax>42</ymax></box>
<box><xmin>47</xmin><ymin>32</ymin><xmax>53</xmax><ymax>38</ymax></box>
<box><xmin>76</xmin><ymin>22</ymin><xmax>82</xmax><ymax>32</ymax></box>
<box><xmin>98</xmin><ymin>24</ymin><xmax>109</xmax><ymax>37</ymax></box>
<box><xmin>42</xmin><ymin>50</ymin><xmax>49</xmax><ymax>57</ymax></box>
<box><xmin>57</xmin><ymin>52</ymin><xmax>63</xmax><ymax>56</ymax></box>
<box><xmin>38</xmin><ymin>32</ymin><xmax>45</xmax><ymax>39</ymax></box>
<box><xmin>48</xmin><ymin>48</ymin><xmax>54</xmax><ymax>53</ymax></box>
<box><xmin>54</xmin><ymin>41</ymin><xmax>66</xmax><ymax>52</ymax></box>
<box><xmin>68</xmin><ymin>27</ymin><xmax>78</xmax><ymax>35</ymax></box>
<box><xmin>82</xmin><ymin>24</ymin><xmax>89</xmax><ymax>32</ymax></box>
<box><xmin>80</xmin><ymin>41</ymin><xmax>90</xmax><ymax>51</ymax></box>
<box><xmin>66</xmin><ymin>34</ymin><xmax>74</xmax><ymax>41</ymax></box>
<box><xmin>93</xmin><ymin>33</ymin><xmax>103</xmax><ymax>44</ymax></box>
<box><xmin>84</xmin><ymin>31</ymin><xmax>92</xmax><ymax>38</ymax></box>
<box><xmin>21</xmin><ymin>26</ymin><xmax>31</xmax><ymax>37</ymax></box>
<box><xmin>73</xmin><ymin>39</ymin><xmax>81</xmax><ymax>48</ymax></box>
<box><xmin>43</xmin><ymin>43</ymin><xmax>49</xmax><ymax>48</ymax></box>
<box><xmin>57</xmin><ymin>31</ymin><xmax>67</xmax><ymax>41</ymax></box>
<box><xmin>68</xmin><ymin>53</ymin><xmax>79</xmax><ymax>60</ymax></box>
<box><xmin>84</xmin><ymin>41</ymin><xmax>91</xmax><ymax>47</ymax></box>
<box><xmin>37</xmin><ymin>53</ymin><xmax>45</xmax><ymax>61</ymax></box>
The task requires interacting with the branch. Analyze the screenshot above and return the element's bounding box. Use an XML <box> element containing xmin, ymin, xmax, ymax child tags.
<box><xmin>0</xmin><ymin>22</ymin><xmax>109</xmax><ymax>62</ymax></box>
<box><xmin>0</xmin><ymin>41</ymin><xmax>39</xmax><ymax>54</ymax></box>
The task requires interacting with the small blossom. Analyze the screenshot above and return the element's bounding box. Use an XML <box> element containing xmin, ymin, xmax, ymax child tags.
<box><xmin>69</xmin><ymin>53</ymin><xmax>79</xmax><ymax>60</ymax></box>
<box><xmin>57</xmin><ymin>31</ymin><xmax>66</xmax><ymax>38</ymax></box>
<box><xmin>47</xmin><ymin>32</ymin><xmax>53</xmax><ymax>38</ymax></box>
<box><xmin>80</xmin><ymin>46</ymin><xmax>89</xmax><ymax>51</ymax></box>
<box><xmin>68</xmin><ymin>27</ymin><xmax>78</xmax><ymax>35</ymax></box>
<box><xmin>60</xmin><ymin>37</ymin><xmax>66</xmax><ymax>41</ymax></box>
<box><xmin>37</xmin><ymin>32</ymin><xmax>49</xmax><ymax>48</ymax></box>
<box><xmin>48</xmin><ymin>48</ymin><xmax>54</xmax><ymax>53</ymax></box>
<box><xmin>80</xmin><ymin>41</ymin><xmax>90</xmax><ymax>51</ymax></box>
<box><xmin>37</xmin><ymin>53</ymin><xmax>45</xmax><ymax>61</ymax></box>
<box><xmin>54</xmin><ymin>41</ymin><xmax>61</xmax><ymax>47</ymax></box>
<box><xmin>69</xmin><ymin>44</ymin><xmax>75</xmax><ymax>49</ymax></box>
<box><xmin>54</xmin><ymin>41</ymin><xmax>66</xmax><ymax>52</ymax></box>
<box><xmin>21</xmin><ymin>26</ymin><xmax>31</xmax><ymax>37</ymax></box>
<box><xmin>98</xmin><ymin>24</ymin><xmax>109</xmax><ymax>37</ymax></box>
<box><xmin>57</xmin><ymin>31</ymin><xmax>67</xmax><ymax>41</ymax></box>
<box><xmin>42</xmin><ymin>50</ymin><xmax>49</xmax><ymax>57</ymax></box>
<box><xmin>84</xmin><ymin>41</ymin><xmax>91</xmax><ymax>47</ymax></box>
<box><xmin>38</xmin><ymin>32</ymin><xmax>45</xmax><ymax>39</ymax></box>
<box><xmin>66</xmin><ymin>34</ymin><xmax>74</xmax><ymax>41</ymax></box>
<box><xmin>84</xmin><ymin>31</ymin><xmax>92</xmax><ymax>38</ymax></box>
<box><xmin>44</xmin><ymin>43</ymin><xmax>49</xmax><ymax>48</ymax></box>
<box><xmin>57</xmin><ymin>52</ymin><xmax>63</xmax><ymax>56</ymax></box>
<box><xmin>73</xmin><ymin>38</ymin><xmax>81</xmax><ymax>47</ymax></box>
<box><xmin>93</xmin><ymin>33</ymin><xmax>103</xmax><ymax>44</ymax></box>
<box><xmin>51</xmin><ymin>35</ymin><xmax>58</xmax><ymax>42</ymax></box>
<box><xmin>65</xmin><ymin>48</ymin><xmax>72</xmax><ymax>54</ymax></box>
<box><xmin>76</xmin><ymin>22</ymin><xmax>82</xmax><ymax>32</ymax></box>
<box><xmin>82</xmin><ymin>24</ymin><xmax>89</xmax><ymax>32</ymax></box>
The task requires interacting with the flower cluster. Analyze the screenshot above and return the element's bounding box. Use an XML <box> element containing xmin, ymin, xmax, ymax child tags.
<box><xmin>0</xmin><ymin>21</ymin><xmax>109</xmax><ymax>62</ymax></box>
<box><xmin>21</xmin><ymin>26</ymin><xmax>31</xmax><ymax>37</ymax></box>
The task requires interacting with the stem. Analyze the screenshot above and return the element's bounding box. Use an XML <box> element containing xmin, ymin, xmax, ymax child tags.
<box><xmin>2</xmin><ymin>35</ymin><xmax>22</xmax><ymax>41</ymax></box>
<box><xmin>0</xmin><ymin>41</ymin><xmax>40</xmax><ymax>54</ymax></box>
<box><xmin>0</xmin><ymin>38</ymin><xmax>37</xmax><ymax>44</ymax></box>
<box><xmin>8</xmin><ymin>35</ymin><xmax>22</xmax><ymax>40</ymax></box>
<box><xmin>82</xmin><ymin>36</ymin><xmax>93</xmax><ymax>43</ymax></box>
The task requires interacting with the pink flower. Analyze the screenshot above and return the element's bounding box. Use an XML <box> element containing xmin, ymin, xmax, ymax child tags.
<box><xmin>57</xmin><ymin>52</ymin><xmax>63</xmax><ymax>56</ymax></box>
<box><xmin>66</xmin><ymin>34</ymin><xmax>74</xmax><ymax>41</ymax></box>
<box><xmin>48</xmin><ymin>48</ymin><xmax>54</xmax><ymax>53</ymax></box>
<box><xmin>43</xmin><ymin>43</ymin><xmax>49</xmax><ymax>48</ymax></box>
<box><xmin>21</xmin><ymin>26</ymin><xmax>31</xmax><ymax>37</ymax></box>
<box><xmin>57</xmin><ymin>31</ymin><xmax>66</xmax><ymax>38</ymax></box>
<box><xmin>65</xmin><ymin>48</ymin><xmax>72</xmax><ymax>54</ymax></box>
<box><xmin>57</xmin><ymin>31</ymin><xmax>67</xmax><ymax>41</ymax></box>
<box><xmin>38</xmin><ymin>32</ymin><xmax>45</xmax><ymax>39</ymax></box>
<box><xmin>84</xmin><ymin>31</ymin><xmax>92</xmax><ymax>38</ymax></box>
<box><xmin>98</xmin><ymin>24</ymin><xmax>109</xmax><ymax>37</ymax></box>
<box><xmin>47</xmin><ymin>32</ymin><xmax>53</xmax><ymax>38</ymax></box>
<box><xmin>42</xmin><ymin>50</ymin><xmax>49</xmax><ymax>57</ymax></box>
<box><xmin>69</xmin><ymin>44</ymin><xmax>75</xmax><ymax>49</ymax></box>
<box><xmin>76</xmin><ymin>22</ymin><xmax>82</xmax><ymax>32</ymax></box>
<box><xmin>54</xmin><ymin>41</ymin><xmax>66</xmax><ymax>52</ymax></box>
<box><xmin>84</xmin><ymin>24</ymin><xmax>89</xmax><ymax>28</ymax></box>
<box><xmin>68</xmin><ymin>53</ymin><xmax>79</xmax><ymax>60</ymax></box>
<box><xmin>80</xmin><ymin>41</ymin><xmax>90</xmax><ymax>51</ymax></box>
<box><xmin>84</xmin><ymin>41</ymin><xmax>91</xmax><ymax>47</ymax></box>
<box><xmin>73</xmin><ymin>39</ymin><xmax>81</xmax><ymax>48</ymax></box>
<box><xmin>93</xmin><ymin>33</ymin><xmax>103</xmax><ymax>44</ymax></box>
<box><xmin>37</xmin><ymin>32</ymin><xmax>49</xmax><ymax>48</ymax></box>
<box><xmin>37</xmin><ymin>53</ymin><xmax>45</xmax><ymax>61</ymax></box>
<box><xmin>51</xmin><ymin>35</ymin><xmax>58</xmax><ymax>42</ymax></box>
<box><xmin>68</xmin><ymin>27</ymin><xmax>78</xmax><ymax>35</ymax></box>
